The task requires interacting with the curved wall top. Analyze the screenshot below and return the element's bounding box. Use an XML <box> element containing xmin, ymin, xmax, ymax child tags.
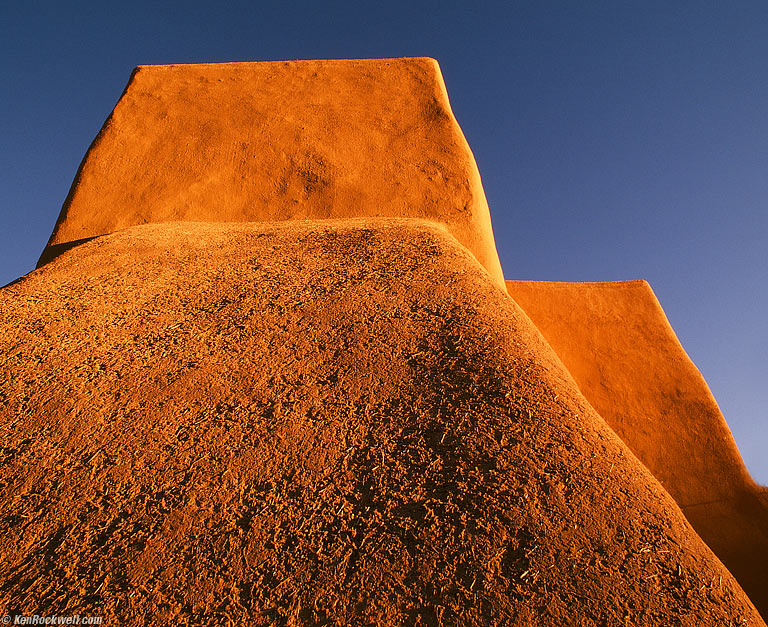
<box><xmin>38</xmin><ymin>57</ymin><xmax>504</xmax><ymax>286</ymax></box>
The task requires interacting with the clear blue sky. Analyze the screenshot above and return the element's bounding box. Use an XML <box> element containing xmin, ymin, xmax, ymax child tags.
<box><xmin>2</xmin><ymin>1</ymin><xmax>766</xmax><ymax>483</ymax></box>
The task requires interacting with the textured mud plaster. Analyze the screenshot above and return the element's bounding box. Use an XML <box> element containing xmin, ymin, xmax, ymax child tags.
<box><xmin>38</xmin><ymin>58</ymin><xmax>504</xmax><ymax>287</ymax></box>
<box><xmin>2</xmin><ymin>221</ymin><xmax>764</xmax><ymax>625</ymax></box>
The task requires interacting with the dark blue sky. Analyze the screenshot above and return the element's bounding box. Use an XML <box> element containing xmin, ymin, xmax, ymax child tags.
<box><xmin>2</xmin><ymin>1</ymin><xmax>767</xmax><ymax>482</ymax></box>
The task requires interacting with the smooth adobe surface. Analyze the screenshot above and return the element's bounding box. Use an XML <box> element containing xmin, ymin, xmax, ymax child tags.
<box><xmin>37</xmin><ymin>58</ymin><xmax>504</xmax><ymax>287</ymax></box>
<box><xmin>506</xmin><ymin>279</ymin><xmax>768</xmax><ymax>618</ymax></box>
<box><xmin>2</xmin><ymin>220</ymin><xmax>763</xmax><ymax>625</ymax></box>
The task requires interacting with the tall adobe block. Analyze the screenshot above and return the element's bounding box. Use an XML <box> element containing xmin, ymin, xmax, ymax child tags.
<box><xmin>39</xmin><ymin>57</ymin><xmax>504</xmax><ymax>286</ymax></box>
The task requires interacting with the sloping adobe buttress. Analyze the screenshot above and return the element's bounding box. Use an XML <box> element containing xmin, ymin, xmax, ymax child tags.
<box><xmin>507</xmin><ymin>279</ymin><xmax>768</xmax><ymax>616</ymax></box>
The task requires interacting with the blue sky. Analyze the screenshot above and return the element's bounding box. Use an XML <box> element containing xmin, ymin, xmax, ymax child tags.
<box><xmin>2</xmin><ymin>1</ymin><xmax>767</xmax><ymax>483</ymax></box>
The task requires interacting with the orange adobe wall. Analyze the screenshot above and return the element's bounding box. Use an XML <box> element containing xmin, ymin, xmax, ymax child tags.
<box><xmin>506</xmin><ymin>279</ymin><xmax>768</xmax><ymax>616</ymax></box>
<box><xmin>38</xmin><ymin>58</ymin><xmax>504</xmax><ymax>287</ymax></box>
<box><xmin>1</xmin><ymin>58</ymin><xmax>767</xmax><ymax>623</ymax></box>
